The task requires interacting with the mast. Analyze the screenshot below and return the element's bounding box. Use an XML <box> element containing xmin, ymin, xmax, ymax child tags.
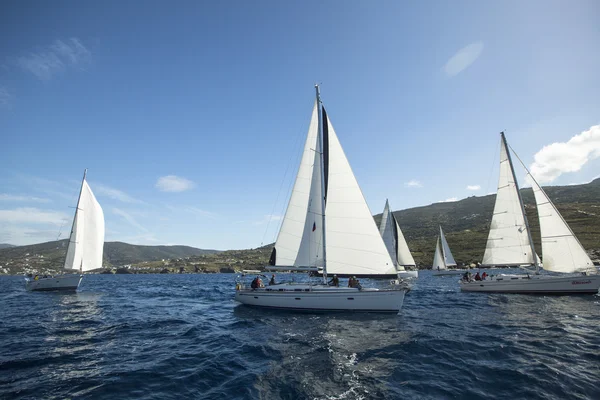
<box><xmin>501</xmin><ymin>132</ymin><xmax>539</xmax><ymax>273</ymax></box>
<box><xmin>315</xmin><ymin>84</ymin><xmax>328</xmax><ymax>283</ymax></box>
<box><xmin>65</xmin><ymin>169</ymin><xmax>87</xmax><ymax>273</ymax></box>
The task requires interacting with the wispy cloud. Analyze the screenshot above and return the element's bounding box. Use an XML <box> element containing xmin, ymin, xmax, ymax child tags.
<box><xmin>405</xmin><ymin>180</ymin><xmax>423</xmax><ymax>188</ymax></box>
<box><xmin>237</xmin><ymin>214</ymin><xmax>283</xmax><ymax>226</ymax></box>
<box><xmin>93</xmin><ymin>183</ymin><xmax>144</xmax><ymax>204</ymax></box>
<box><xmin>530</xmin><ymin>124</ymin><xmax>600</xmax><ymax>183</ymax></box>
<box><xmin>466</xmin><ymin>185</ymin><xmax>481</xmax><ymax>191</ymax></box>
<box><xmin>0</xmin><ymin>194</ymin><xmax>51</xmax><ymax>203</ymax></box>
<box><xmin>15</xmin><ymin>173</ymin><xmax>79</xmax><ymax>201</ymax></box>
<box><xmin>0</xmin><ymin>207</ymin><xmax>69</xmax><ymax>225</ymax></box>
<box><xmin>113</xmin><ymin>208</ymin><xmax>148</xmax><ymax>232</ymax></box>
<box><xmin>0</xmin><ymin>86</ymin><xmax>11</xmax><ymax>109</ymax></box>
<box><xmin>439</xmin><ymin>197</ymin><xmax>458</xmax><ymax>203</ymax></box>
<box><xmin>444</xmin><ymin>41</ymin><xmax>484</xmax><ymax>77</ymax></box>
<box><xmin>156</xmin><ymin>175</ymin><xmax>196</xmax><ymax>192</ymax></box>
<box><xmin>165</xmin><ymin>204</ymin><xmax>216</xmax><ymax>218</ymax></box>
<box><xmin>15</xmin><ymin>38</ymin><xmax>91</xmax><ymax>81</ymax></box>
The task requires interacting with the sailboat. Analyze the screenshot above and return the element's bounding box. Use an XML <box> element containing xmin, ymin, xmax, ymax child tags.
<box><xmin>460</xmin><ymin>132</ymin><xmax>600</xmax><ymax>294</ymax></box>
<box><xmin>25</xmin><ymin>170</ymin><xmax>105</xmax><ymax>291</ymax></box>
<box><xmin>235</xmin><ymin>86</ymin><xmax>408</xmax><ymax>312</ymax></box>
<box><xmin>379</xmin><ymin>200</ymin><xmax>418</xmax><ymax>278</ymax></box>
<box><xmin>432</xmin><ymin>226</ymin><xmax>462</xmax><ymax>276</ymax></box>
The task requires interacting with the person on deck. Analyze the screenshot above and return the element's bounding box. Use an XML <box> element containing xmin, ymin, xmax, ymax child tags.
<box><xmin>269</xmin><ymin>275</ymin><xmax>276</xmax><ymax>285</ymax></box>
<box><xmin>251</xmin><ymin>277</ymin><xmax>259</xmax><ymax>289</ymax></box>
<box><xmin>348</xmin><ymin>276</ymin><xmax>357</xmax><ymax>288</ymax></box>
<box><xmin>462</xmin><ymin>271</ymin><xmax>469</xmax><ymax>282</ymax></box>
<box><xmin>328</xmin><ymin>274</ymin><xmax>339</xmax><ymax>287</ymax></box>
<box><xmin>482</xmin><ymin>272</ymin><xmax>488</xmax><ymax>280</ymax></box>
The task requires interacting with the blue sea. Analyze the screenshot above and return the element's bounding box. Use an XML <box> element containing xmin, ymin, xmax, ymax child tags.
<box><xmin>1</xmin><ymin>271</ymin><xmax>599</xmax><ymax>400</ymax></box>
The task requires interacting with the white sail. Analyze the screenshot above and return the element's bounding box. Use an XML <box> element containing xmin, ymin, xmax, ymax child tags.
<box><xmin>320</xmin><ymin>113</ymin><xmax>396</xmax><ymax>276</ymax></box>
<box><xmin>395</xmin><ymin>218</ymin><xmax>416</xmax><ymax>267</ymax></box>
<box><xmin>439</xmin><ymin>226</ymin><xmax>456</xmax><ymax>267</ymax></box>
<box><xmin>271</xmin><ymin>102</ymin><xmax>319</xmax><ymax>266</ymax></box>
<box><xmin>531</xmin><ymin>179</ymin><xmax>594</xmax><ymax>273</ymax></box>
<box><xmin>64</xmin><ymin>179</ymin><xmax>105</xmax><ymax>272</ymax></box>
<box><xmin>295</xmin><ymin>112</ymin><xmax>325</xmax><ymax>268</ymax></box>
<box><xmin>432</xmin><ymin>237</ymin><xmax>445</xmax><ymax>270</ymax></box>
<box><xmin>379</xmin><ymin>200</ymin><xmax>397</xmax><ymax>265</ymax></box>
<box><xmin>482</xmin><ymin>138</ymin><xmax>535</xmax><ymax>266</ymax></box>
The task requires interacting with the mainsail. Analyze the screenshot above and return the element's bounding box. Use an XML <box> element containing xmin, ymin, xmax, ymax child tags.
<box><xmin>63</xmin><ymin>177</ymin><xmax>105</xmax><ymax>272</ymax></box>
<box><xmin>439</xmin><ymin>226</ymin><xmax>456</xmax><ymax>267</ymax></box>
<box><xmin>432</xmin><ymin>237</ymin><xmax>445</xmax><ymax>270</ymax></box>
<box><xmin>482</xmin><ymin>134</ymin><xmax>535</xmax><ymax>266</ymax></box>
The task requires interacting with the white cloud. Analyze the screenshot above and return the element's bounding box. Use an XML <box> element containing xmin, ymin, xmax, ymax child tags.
<box><xmin>439</xmin><ymin>197</ymin><xmax>458</xmax><ymax>203</ymax></box>
<box><xmin>530</xmin><ymin>124</ymin><xmax>600</xmax><ymax>183</ymax></box>
<box><xmin>0</xmin><ymin>194</ymin><xmax>51</xmax><ymax>203</ymax></box>
<box><xmin>443</xmin><ymin>41</ymin><xmax>484</xmax><ymax>77</ymax></box>
<box><xmin>156</xmin><ymin>175</ymin><xmax>196</xmax><ymax>192</ymax></box>
<box><xmin>405</xmin><ymin>180</ymin><xmax>423</xmax><ymax>188</ymax></box>
<box><xmin>466</xmin><ymin>185</ymin><xmax>481</xmax><ymax>191</ymax></box>
<box><xmin>113</xmin><ymin>208</ymin><xmax>147</xmax><ymax>232</ymax></box>
<box><xmin>15</xmin><ymin>38</ymin><xmax>91</xmax><ymax>80</ymax></box>
<box><xmin>93</xmin><ymin>183</ymin><xmax>143</xmax><ymax>204</ymax></box>
<box><xmin>0</xmin><ymin>207</ymin><xmax>69</xmax><ymax>225</ymax></box>
<box><xmin>0</xmin><ymin>87</ymin><xmax>11</xmax><ymax>109</ymax></box>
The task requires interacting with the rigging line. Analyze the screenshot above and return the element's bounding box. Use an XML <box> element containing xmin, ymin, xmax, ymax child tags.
<box><xmin>260</xmin><ymin>114</ymin><xmax>306</xmax><ymax>247</ymax></box>
<box><xmin>485</xmin><ymin>137</ymin><xmax>500</xmax><ymax>196</ymax></box>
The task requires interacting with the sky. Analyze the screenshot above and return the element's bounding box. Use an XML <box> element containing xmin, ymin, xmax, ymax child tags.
<box><xmin>1</xmin><ymin>0</ymin><xmax>599</xmax><ymax>250</ymax></box>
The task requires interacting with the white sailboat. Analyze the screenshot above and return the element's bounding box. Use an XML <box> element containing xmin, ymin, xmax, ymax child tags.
<box><xmin>25</xmin><ymin>170</ymin><xmax>105</xmax><ymax>291</ymax></box>
<box><xmin>432</xmin><ymin>226</ymin><xmax>462</xmax><ymax>276</ymax></box>
<box><xmin>380</xmin><ymin>200</ymin><xmax>418</xmax><ymax>278</ymax></box>
<box><xmin>235</xmin><ymin>86</ymin><xmax>407</xmax><ymax>312</ymax></box>
<box><xmin>461</xmin><ymin>132</ymin><xmax>600</xmax><ymax>294</ymax></box>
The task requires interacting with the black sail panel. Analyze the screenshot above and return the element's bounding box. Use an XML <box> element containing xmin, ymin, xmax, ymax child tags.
<box><xmin>322</xmin><ymin>106</ymin><xmax>330</xmax><ymax>203</ymax></box>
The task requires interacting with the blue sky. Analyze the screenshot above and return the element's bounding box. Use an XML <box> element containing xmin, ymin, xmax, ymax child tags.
<box><xmin>1</xmin><ymin>0</ymin><xmax>599</xmax><ymax>249</ymax></box>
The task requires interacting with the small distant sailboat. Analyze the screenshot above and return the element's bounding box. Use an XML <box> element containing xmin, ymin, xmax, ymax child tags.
<box><xmin>460</xmin><ymin>132</ymin><xmax>600</xmax><ymax>294</ymax></box>
<box><xmin>432</xmin><ymin>226</ymin><xmax>462</xmax><ymax>276</ymax></box>
<box><xmin>379</xmin><ymin>200</ymin><xmax>418</xmax><ymax>278</ymax></box>
<box><xmin>235</xmin><ymin>86</ymin><xmax>407</xmax><ymax>312</ymax></box>
<box><xmin>25</xmin><ymin>170</ymin><xmax>105</xmax><ymax>291</ymax></box>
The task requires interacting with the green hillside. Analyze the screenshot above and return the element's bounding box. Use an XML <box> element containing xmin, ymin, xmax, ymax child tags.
<box><xmin>382</xmin><ymin>178</ymin><xmax>600</xmax><ymax>266</ymax></box>
<box><xmin>0</xmin><ymin>240</ymin><xmax>219</xmax><ymax>275</ymax></box>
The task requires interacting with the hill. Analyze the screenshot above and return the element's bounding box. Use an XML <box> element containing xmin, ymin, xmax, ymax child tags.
<box><xmin>0</xmin><ymin>240</ymin><xmax>219</xmax><ymax>275</ymax></box>
<box><xmin>378</xmin><ymin>178</ymin><xmax>600</xmax><ymax>266</ymax></box>
<box><xmin>0</xmin><ymin>244</ymin><xmax>15</xmax><ymax>249</ymax></box>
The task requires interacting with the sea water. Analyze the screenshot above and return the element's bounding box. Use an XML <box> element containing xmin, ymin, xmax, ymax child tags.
<box><xmin>1</xmin><ymin>272</ymin><xmax>599</xmax><ymax>399</ymax></box>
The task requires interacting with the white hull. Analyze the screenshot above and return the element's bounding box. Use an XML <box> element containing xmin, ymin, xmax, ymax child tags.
<box><xmin>433</xmin><ymin>269</ymin><xmax>463</xmax><ymax>276</ymax></box>
<box><xmin>460</xmin><ymin>274</ymin><xmax>600</xmax><ymax>294</ymax></box>
<box><xmin>398</xmin><ymin>270</ymin><xmax>418</xmax><ymax>279</ymax></box>
<box><xmin>25</xmin><ymin>275</ymin><xmax>82</xmax><ymax>292</ymax></box>
<box><xmin>235</xmin><ymin>283</ymin><xmax>406</xmax><ymax>312</ymax></box>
